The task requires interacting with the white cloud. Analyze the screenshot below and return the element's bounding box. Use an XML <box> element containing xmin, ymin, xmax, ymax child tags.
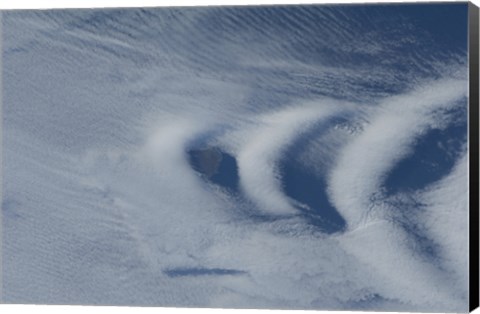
<box><xmin>419</xmin><ymin>151</ymin><xmax>469</xmax><ymax>297</ymax></box>
<box><xmin>2</xmin><ymin>6</ymin><xmax>470</xmax><ymax>312</ymax></box>
<box><xmin>236</xmin><ymin>102</ymin><xmax>349</xmax><ymax>215</ymax></box>
<box><xmin>328</xmin><ymin>78</ymin><xmax>468</xmax><ymax>229</ymax></box>
<box><xmin>326</xmin><ymin>78</ymin><xmax>468</xmax><ymax>311</ymax></box>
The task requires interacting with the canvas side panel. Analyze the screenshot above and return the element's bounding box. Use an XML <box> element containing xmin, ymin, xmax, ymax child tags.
<box><xmin>0</xmin><ymin>9</ymin><xmax>4</xmax><ymax>305</ymax></box>
<box><xmin>469</xmin><ymin>2</ymin><xmax>479</xmax><ymax>312</ymax></box>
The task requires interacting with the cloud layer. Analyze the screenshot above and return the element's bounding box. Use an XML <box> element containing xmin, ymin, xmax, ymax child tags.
<box><xmin>2</xmin><ymin>4</ymin><xmax>470</xmax><ymax>312</ymax></box>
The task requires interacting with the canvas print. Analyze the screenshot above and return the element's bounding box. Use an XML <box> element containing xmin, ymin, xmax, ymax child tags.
<box><xmin>1</xmin><ymin>2</ymin><xmax>478</xmax><ymax>312</ymax></box>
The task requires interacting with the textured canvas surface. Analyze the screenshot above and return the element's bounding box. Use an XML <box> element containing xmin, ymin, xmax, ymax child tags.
<box><xmin>1</xmin><ymin>3</ymin><xmax>471</xmax><ymax>312</ymax></box>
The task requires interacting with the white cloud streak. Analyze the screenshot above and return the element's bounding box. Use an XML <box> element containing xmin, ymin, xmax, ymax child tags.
<box><xmin>327</xmin><ymin>78</ymin><xmax>468</xmax><ymax>311</ymax></box>
<box><xmin>237</xmin><ymin>103</ymin><xmax>348</xmax><ymax>215</ymax></box>
<box><xmin>328</xmin><ymin>78</ymin><xmax>468</xmax><ymax>230</ymax></box>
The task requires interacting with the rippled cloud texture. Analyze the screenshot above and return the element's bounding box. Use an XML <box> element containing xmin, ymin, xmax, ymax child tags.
<box><xmin>1</xmin><ymin>3</ymin><xmax>470</xmax><ymax>312</ymax></box>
